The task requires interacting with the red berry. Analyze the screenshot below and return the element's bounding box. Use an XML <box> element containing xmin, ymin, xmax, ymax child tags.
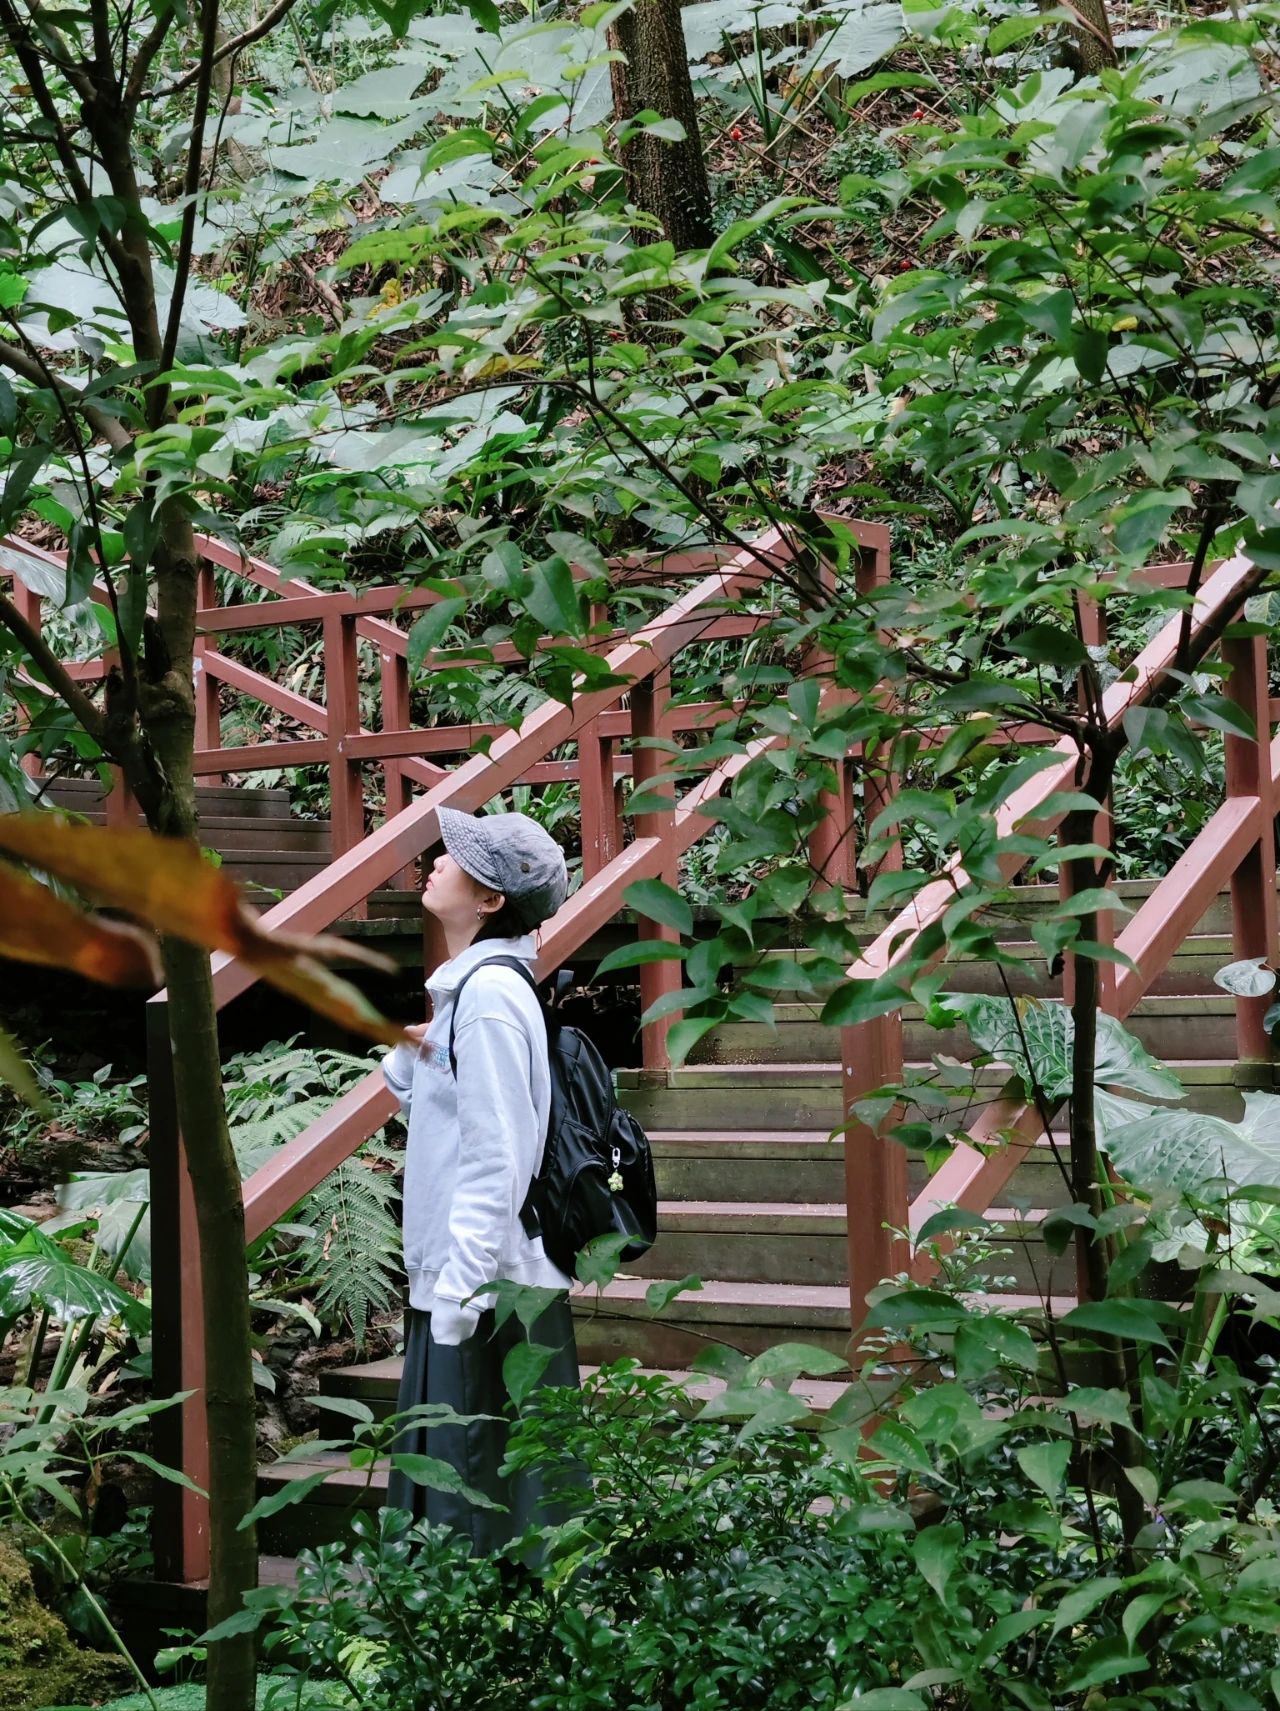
<box><xmin>912</xmin><ymin>108</ymin><xmax>925</xmax><ymax>119</ymax></box>
<box><xmin>730</xmin><ymin>126</ymin><xmax>743</xmax><ymax>141</ymax></box>
<box><xmin>899</xmin><ymin>259</ymin><xmax>911</xmax><ymax>271</ymax></box>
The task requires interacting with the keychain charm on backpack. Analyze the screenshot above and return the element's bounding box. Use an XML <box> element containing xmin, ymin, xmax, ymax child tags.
<box><xmin>608</xmin><ymin>1147</ymin><xmax>624</xmax><ymax>1194</ymax></box>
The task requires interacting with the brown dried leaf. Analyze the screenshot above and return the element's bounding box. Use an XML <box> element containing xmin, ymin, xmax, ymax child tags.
<box><xmin>0</xmin><ymin>861</ymin><xmax>160</xmax><ymax>987</ymax></box>
<box><xmin>0</xmin><ymin>815</ymin><xmax>404</xmax><ymax>1046</ymax></box>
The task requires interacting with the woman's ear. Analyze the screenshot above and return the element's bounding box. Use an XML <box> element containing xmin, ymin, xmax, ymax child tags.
<box><xmin>481</xmin><ymin>890</ymin><xmax>505</xmax><ymax>917</ymax></box>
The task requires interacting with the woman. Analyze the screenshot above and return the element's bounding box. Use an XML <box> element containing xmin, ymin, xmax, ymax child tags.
<box><xmin>381</xmin><ymin>806</ymin><xmax>577</xmax><ymax>1551</ymax></box>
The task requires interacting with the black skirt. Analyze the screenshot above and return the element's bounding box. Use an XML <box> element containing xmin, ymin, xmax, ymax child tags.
<box><xmin>384</xmin><ymin>1294</ymin><xmax>580</xmax><ymax>1554</ymax></box>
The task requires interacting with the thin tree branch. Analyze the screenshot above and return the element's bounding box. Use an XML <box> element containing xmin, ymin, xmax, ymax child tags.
<box><xmin>151</xmin><ymin>0</ymin><xmax>221</xmax><ymax>427</ymax></box>
<box><xmin>122</xmin><ymin>7</ymin><xmax>177</xmax><ymax>107</ymax></box>
<box><xmin>0</xmin><ymin>589</ymin><xmax>108</xmax><ymax>746</ymax></box>
<box><xmin>0</xmin><ymin>336</ymin><xmax>133</xmax><ymax>453</ymax></box>
<box><xmin>143</xmin><ymin>0</ymin><xmax>301</xmax><ymax>99</ymax></box>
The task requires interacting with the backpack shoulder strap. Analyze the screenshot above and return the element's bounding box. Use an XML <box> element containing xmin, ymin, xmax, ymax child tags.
<box><xmin>447</xmin><ymin>955</ymin><xmax>542</xmax><ymax>1077</ymax></box>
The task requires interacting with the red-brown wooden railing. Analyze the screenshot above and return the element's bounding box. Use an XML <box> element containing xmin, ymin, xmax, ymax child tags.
<box><xmin>4</xmin><ymin>526</ymin><xmax>1276</xmax><ymax>1588</ymax></box>
<box><xmin>840</xmin><ymin>547</ymin><xmax>1277</xmax><ymax>1317</ymax></box>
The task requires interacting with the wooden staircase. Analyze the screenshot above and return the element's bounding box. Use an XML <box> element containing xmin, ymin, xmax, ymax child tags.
<box><xmin>253</xmin><ymin>874</ymin><xmax>1269</xmax><ymax>1551</ymax></box>
<box><xmin>38</xmin><ymin>777</ymin><xmax>336</xmax><ymax>895</ymax></box>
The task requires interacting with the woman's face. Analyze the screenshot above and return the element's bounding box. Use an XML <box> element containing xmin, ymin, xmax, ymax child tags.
<box><xmin>422</xmin><ymin>851</ymin><xmax>501</xmax><ymax>936</ymax></box>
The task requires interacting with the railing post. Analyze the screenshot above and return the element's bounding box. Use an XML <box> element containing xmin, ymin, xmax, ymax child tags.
<box><xmin>379</xmin><ymin>645</ymin><xmax>415</xmax><ymax>888</ymax></box>
<box><xmin>842</xmin><ymin>1015</ymin><xmax>909</xmax><ymax>1334</ymax></box>
<box><xmin>325</xmin><ymin>612</ymin><xmax>366</xmax><ymax>914</ymax></box>
<box><xmin>147</xmin><ymin>996</ymin><xmax>210</xmax><ymax>1583</ymax></box>
<box><xmin>194</xmin><ymin>562</ymin><xmax>219</xmax><ymax>757</ymax></box>
<box><xmin>11</xmin><ymin>579</ymin><xmax>44</xmax><ymax>779</ymax></box>
<box><xmin>630</xmin><ymin>667</ymin><xmax>679</xmax><ymax>1072</ymax></box>
<box><xmin>1224</xmin><ymin>630</ymin><xmax>1277</xmax><ymax>1061</ymax></box>
<box><xmin>580</xmin><ymin>600</ymin><xmax>622</xmax><ymax>882</ymax></box>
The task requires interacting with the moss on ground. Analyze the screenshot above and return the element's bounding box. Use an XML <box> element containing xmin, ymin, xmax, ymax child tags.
<box><xmin>0</xmin><ymin>1534</ymin><xmax>132</xmax><ymax>1711</ymax></box>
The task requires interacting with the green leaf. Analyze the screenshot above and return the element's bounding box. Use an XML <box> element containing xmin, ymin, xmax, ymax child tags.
<box><xmin>913</xmin><ymin>1522</ymin><xmax>962</xmax><ymax>1601</ymax></box>
<box><xmin>1104</xmin><ymin>1092</ymin><xmax>1280</xmax><ymax>1200</ymax></box>
<box><xmin>408</xmin><ymin>598</ymin><xmax>467</xmax><ymax>668</ymax></box>
<box><xmin>0</xmin><ymin>1228</ymin><xmax>148</xmax><ymax>1330</ymax></box>
<box><xmin>461</xmin><ymin>0</ymin><xmax>501</xmax><ymax>30</ymax></box>
<box><xmin>238</xmin><ymin>1469</ymin><xmax>333</xmax><ymax>1529</ymax></box>
<box><xmin>503</xmin><ymin>1341</ymin><xmax>556</xmax><ymax>1409</ymax></box>
<box><xmin>1050</xmin><ymin>1387</ymin><xmax>1133</xmax><ymax>1428</ymax></box>
<box><xmin>594</xmin><ymin>940</ymin><xmax>688</xmax><ymax>976</ymax></box>
<box><xmin>940</xmin><ymin>995</ymin><xmax>1182</xmax><ymax>1102</ymax></box>
<box><xmin>389</xmin><ymin>1452</ymin><xmax>502</xmax><ymax>1506</ymax></box>
<box><xmin>744</xmin><ymin>1342</ymin><xmax>847</xmax><ymax>1383</ymax></box>
<box><xmin>868</xmin><ymin>1419</ymin><xmax>935</xmax><ymax>1476</ymax></box>
<box><xmin>1049</xmin><ymin>1576</ymin><xmax>1125</xmax><ymax>1638</ymax></box>
<box><xmin>1214</xmin><ymin>957</ymin><xmax>1276</xmax><ymax>998</ymax></box>
<box><xmin>666</xmin><ymin>1016</ymin><xmax>718</xmax><ymax>1066</ymax></box>
<box><xmin>645</xmin><ymin>1275</ymin><xmax>703</xmax><ymax>1312</ymax></box>
<box><xmin>524</xmin><ymin>555</ymin><xmax>583</xmax><ymax>638</ymax></box>
<box><xmin>1060</xmin><ymin>1300</ymin><xmax>1172</xmax><ymax>1349</ymax></box>
<box><xmin>1009</xmin><ymin>624</ymin><xmax>1088</xmax><ymax>669</ymax></box>
<box><xmin>624</xmin><ymin>878</ymin><xmax>692</xmax><ymax>936</ymax></box>
<box><xmin>575</xmin><ymin>1231</ymin><xmax>634</xmax><ymax>1289</ymax></box>
<box><xmin>1015</xmin><ymin>1441</ymin><xmax>1070</xmax><ymax>1499</ymax></box>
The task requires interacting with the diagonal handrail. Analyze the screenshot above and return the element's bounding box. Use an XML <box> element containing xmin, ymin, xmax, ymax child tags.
<box><xmin>241</xmin><ymin>729</ymin><xmax>778</xmax><ymax>1239</ymax></box>
<box><xmin>208</xmin><ymin>526</ymin><xmax>796</xmax><ymax>1009</ymax></box>
<box><xmin>835</xmin><ymin>545</ymin><xmax>1272</xmax><ymax>1287</ymax></box>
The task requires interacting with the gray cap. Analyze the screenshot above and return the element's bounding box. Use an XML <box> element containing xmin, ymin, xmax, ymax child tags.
<box><xmin>438</xmin><ymin>807</ymin><xmax>568</xmax><ymax>929</ymax></box>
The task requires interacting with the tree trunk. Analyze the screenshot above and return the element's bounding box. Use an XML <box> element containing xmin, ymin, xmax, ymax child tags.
<box><xmin>1065</xmin><ymin>781</ymin><xmax>1145</xmax><ymax>1557</ymax></box>
<box><xmin>77</xmin><ymin>37</ymin><xmax>262</xmax><ymax>1705</ymax></box>
<box><xmin>608</xmin><ymin>0</ymin><xmax>714</xmax><ymax>252</ymax></box>
<box><xmin>1059</xmin><ymin>0</ymin><xmax>1117</xmax><ymax>75</ymax></box>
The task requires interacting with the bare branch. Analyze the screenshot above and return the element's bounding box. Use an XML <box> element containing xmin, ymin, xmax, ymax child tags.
<box><xmin>0</xmin><ymin>588</ymin><xmax>109</xmax><ymax>747</ymax></box>
<box><xmin>151</xmin><ymin>0</ymin><xmax>221</xmax><ymax>427</ymax></box>
<box><xmin>0</xmin><ymin>336</ymin><xmax>133</xmax><ymax>453</ymax></box>
<box><xmin>122</xmin><ymin>7</ymin><xmax>178</xmax><ymax>108</ymax></box>
<box><xmin>144</xmin><ymin>0</ymin><xmax>301</xmax><ymax>99</ymax></box>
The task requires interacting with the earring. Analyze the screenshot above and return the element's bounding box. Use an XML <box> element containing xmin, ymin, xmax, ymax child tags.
<box><xmin>476</xmin><ymin>906</ymin><xmax>485</xmax><ymax>919</ymax></box>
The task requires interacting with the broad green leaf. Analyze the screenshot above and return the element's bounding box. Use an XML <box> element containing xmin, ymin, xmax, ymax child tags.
<box><xmin>666</xmin><ymin>1016</ymin><xmax>718</xmax><ymax>1067</ymax></box>
<box><xmin>1050</xmin><ymin>1387</ymin><xmax>1133</xmax><ymax>1428</ymax></box>
<box><xmin>1213</xmin><ymin>957</ymin><xmax>1276</xmax><ymax>998</ymax></box>
<box><xmin>941</xmin><ymin>995</ymin><xmax>1182</xmax><ymax>1102</ymax></box>
<box><xmin>0</xmin><ymin>1228</ymin><xmax>148</xmax><ymax>1329</ymax></box>
<box><xmin>645</xmin><ymin>1275</ymin><xmax>703</xmax><ymax>1312</ymax></box>
<box><xmin>408</xmin><ymin>598</ymin><xmax>468</xmax><ymax>668</ymax></box>
<box><xmin>1060</xmin><ymin>1300</ymin><xmax>1172</xmax><ymax>1350</ymax></box>
<box><xmin>388</xmin><ymin>1452</ymin><xmax>502</xmax><ymax>1506</ymax></box>
<box><xmin>744</xmin><ymin>1342</ymin><xmax>847</xmax><ymax>1383</ymax></box>
<box><xmin>1049</xmin><ymin>1576</ymin><xmax>1125</xmax><ymax>1638</ymax></box>
<box><xmin>503</xmin><ymin>1340</ymin><xmax>556</xmax><ymax>1409</ymax></box>
<box><xmin>594</xmin><ymin>940</ymin><xmax>688</xmax><ymax>976</ymax></box>
<box><xmin>1105</xmin><ymin>1092</ymin><xmax>1280</xmax><ymax>1199</ymax></box>
<box><xmin>1015</xmin><ymin>1441</ymin><xmax>1070</xmax><ymax>1498</ymax></box>
<box><xmin>913</xmin><ymin>1522</ymin><xmax>962</xmax><ymax>1601</ymax></box>
<box><xmin>624</xmin><ymin>878</ymin><xmax>692</xmax><ymax>936</ymax></box>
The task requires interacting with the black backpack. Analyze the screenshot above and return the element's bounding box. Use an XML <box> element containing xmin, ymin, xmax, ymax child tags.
<box><xmin>448</xmin><ymin>956</ymin><xmax>657</xmax><ymax>1280</ymax></box>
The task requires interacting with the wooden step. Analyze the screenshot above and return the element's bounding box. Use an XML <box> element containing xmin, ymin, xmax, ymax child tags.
<box><xmin>41</xmin><ymin>776</ymin><xmax>297</xmax><ymax>819</ymax></box>
<box><xmin>636</xmin><ymin>1200</ymin><xmax>1061</xmax><ymax>1289</ymax></box>
<box><xmin>650</xmin><ymin>1130</ymin><xmax>1073</xmax><ymax>1205</ymax></box>
<box><xmin>619</xmin><ymin>1059</ymin><xmax>1248</xmax><ymax>1132</ymax></box>
<box><xmin>693</xmin><ymin>995</ymin><xmax>1243</xmax><ymax>1067</ymax></box>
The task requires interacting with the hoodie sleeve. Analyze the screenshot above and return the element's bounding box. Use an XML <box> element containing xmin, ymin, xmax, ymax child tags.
<box><xmin>381</xmin><ymin>1040</ymin><xmax>417</xmax><ymax>1116</ymax></box>
<box><xmin>431</xmin><ymin>969</ymin><xmax>542</xmax><ymax>1344</ymax></box>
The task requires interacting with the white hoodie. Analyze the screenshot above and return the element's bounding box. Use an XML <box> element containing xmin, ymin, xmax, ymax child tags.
<box><xmin>382</xmin><ymin>935</ymin><xmax>571</xmax><ymax>1344</ymax></box>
